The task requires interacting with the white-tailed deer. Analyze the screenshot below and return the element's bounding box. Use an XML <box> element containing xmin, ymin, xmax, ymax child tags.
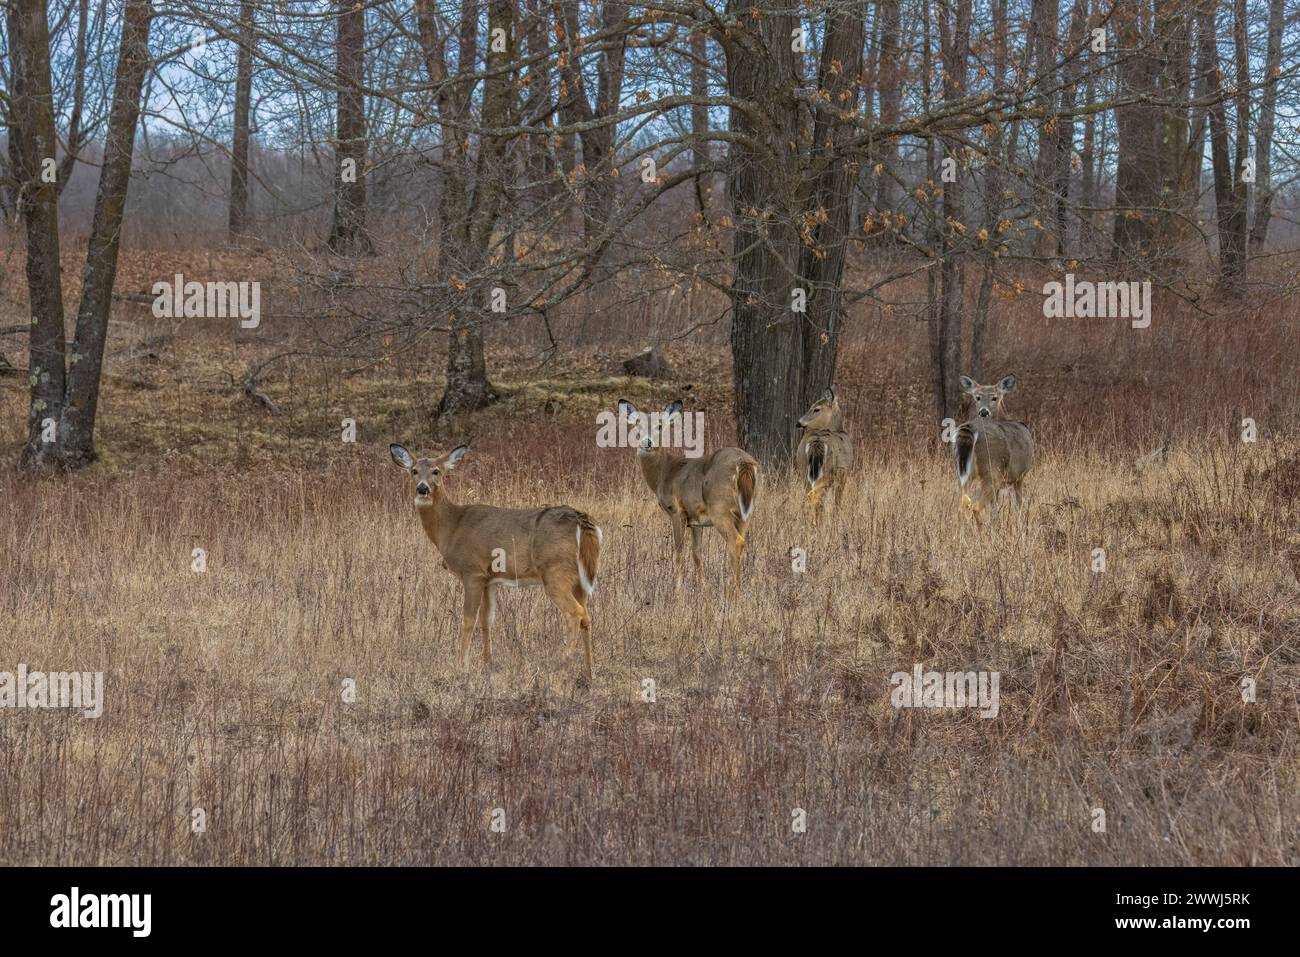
<box><xmin>389</xmin><ymin>444</ymin><xmax>602</xmax><ymax>680</ymax></box>
<box><xmin>953</xmin><ymin>374</ymin><xmax>1034</xmax><ymax>524</ymax></box>
<box><xmin>796</xmin><ymin>386</ymin><xmax>853</xmax><ymax>523</ymax></box>
<box><xmin>616</xmin><ymin>399</ymin><xmax>758</xmax><ymax>587</ymax></box>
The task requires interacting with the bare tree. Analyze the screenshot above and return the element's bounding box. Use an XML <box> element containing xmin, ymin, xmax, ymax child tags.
<box><xmin>228</xmin><ymin>0</ymin><xmax>255</xmax><ymax>240</ymax></box>
<box><xmin>8</xmin><ymin>0</ymin><xmax>68</xmax><ymax>469</ymax></box>
<box><xmin>1248</xmin><ymin>0</ymin><xmax>1284</xmax><ymax>252</ymax></box>
<box><xmin>10</xmin><ymin>0</ymin><xmax>154</xmax><ymax>469</ymax></box>
<box><xmin>327</xmin><ymin>0</ymin><xmax>371</xmax><ymax>254</ymax></box>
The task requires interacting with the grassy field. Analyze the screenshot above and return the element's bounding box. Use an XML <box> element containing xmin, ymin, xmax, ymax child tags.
<box><xmin>0</xmin><ymin>248</ymin><xmax>1297</xmax><ymax>864</ymax></box>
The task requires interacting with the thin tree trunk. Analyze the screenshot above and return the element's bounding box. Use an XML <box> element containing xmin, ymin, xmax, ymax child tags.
<box><xmin>971</xmin><ymin>0</ymin><xmax>1009</xmax><ymax>380</ymax></box>
<box><xmin>1200</xmin><ymin>0</ymin><xmax>1247</xmax><ymax>294</ymax></box>
<box><xmin>691</xmin><ymin>28</ymin><xmax>710</xmax><ymax>213</ymax></box>
<box><xmin>1247</xmin><ymin>0</ymin><xmax>1281</xmax><ymax>251</ymax></box>
<box><xmin>228</xmin><ymin>0</ymin><xmax>254</xmax><ymax>240</ymax></box>
<box><xmin>875</xmin><ymin>0</ymin><xmax>902</xmax><ymax>216</ymax></box>
<box><xmin>557</xmin><ymin>0</ymin><xmax>627</xmax><ymax>252</ymax></box>
<box><xmin>54</xmin><ymin>0</ymin><xmax>90</xmax><ymax>194</ymax></box>
<box><xmin>1032</xmin><ymin>0</ymin><xmax>1061</xmax><ymax>258</ymax></box>
<box><xmin>59</xmin><ymin>0</ymin><xmax>154</xmax><ymax>467</ymax></box>
<box><xmin>935</xmin><ymin>0</ymin><xmax>970</xmax><ymax>419</ymax></box>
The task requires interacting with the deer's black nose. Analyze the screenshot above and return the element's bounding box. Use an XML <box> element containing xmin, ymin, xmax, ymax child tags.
<box><xmin>415</xmin><ymin>482</ymin><xmax>430</xmax><ymax>495</ymax></box>
<box><xmin>978</xmin><ymin>408</ymin><xmax>991</xmax><ymax>417</ymax></box>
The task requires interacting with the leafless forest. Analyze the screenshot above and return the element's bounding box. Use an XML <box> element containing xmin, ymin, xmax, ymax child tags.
<box><xmin>0</xmin><ymin>0</ymin><xmax>1297</xmax><ymax>865</ymax></box>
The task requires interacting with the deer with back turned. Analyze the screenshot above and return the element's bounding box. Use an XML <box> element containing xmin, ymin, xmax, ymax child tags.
<box><xmin>796</xmin><ymin>386</ymin><xmax>853</xmax><ymax>524</ymax></box>
<box><xmin>953</xmin><ymin>374</ymin><xmax>1034</xmax><ymax>524</ymax></box>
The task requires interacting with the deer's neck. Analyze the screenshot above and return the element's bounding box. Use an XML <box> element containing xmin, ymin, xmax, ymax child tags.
<box><xmin>637</xmin><ymin>447</ymin><xmax>679</xmax><ymax>494</ymax></box>
<box><xmin>416</xmin><ymin>489</ymin><xmax>462</xmax><ymax>555</ymax></box>
<box><xmin>804</xmin><ymin>410</ymin><xmax>845</xmax><ymax>434</ymax></box>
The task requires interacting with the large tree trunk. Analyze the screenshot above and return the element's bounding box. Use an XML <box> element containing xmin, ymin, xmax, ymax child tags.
<box><xmin>8</xmin><ymin>0</ymin><xmax>68</xmax><ymax>469</ymax></box>
<box><xmin>1112</xmin><ymin>1</ymin><xmax>1196</xmax><ymax>271</ymax></box>
<box><xmin>228</xmin><ymin>0</ymin><xmax>255</xmax><ymax>240</ymax></box>
<box><xmin>327</xmin><ymin>0</ymin><xmax>371</xmax><ymax>254</ymax></box>
<box><xmin>723</xmin><ymin>0</ymin><xmax>804</xmax><ymax>462</ymax></box>
<box><xmin>797</xmin><ymin>0</ymin><xmax>866</xmax><ymax>415</ymax></box>
<box><xmin>57</xmin><ymin>0</ymin><xmax>154</xmax><ymax>468</ymax></box>
<box><xmin>720</xmin><ymin>0</ymin><xmax>866</xmax><ymax>461</ymax></box>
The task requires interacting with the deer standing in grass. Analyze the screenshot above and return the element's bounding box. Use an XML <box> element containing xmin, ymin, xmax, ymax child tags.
<box><xmin>796</xmin><ymin>387</ymin><xmax>853</xmax><ymax>523</ymax></box>
<box><xmin>389</xmin><ymin>444</ymin><xmax>602</xmax><ymax>680</ymax></box>
<box><xmin>616</xmin><ymin>399</ymin><xmax>758</xmax><ymax>588</ymax></box>
<box><xmin>953</xmin><ymin>374</ymin><xmax>1034</xmax><ymax>524</ymax></box>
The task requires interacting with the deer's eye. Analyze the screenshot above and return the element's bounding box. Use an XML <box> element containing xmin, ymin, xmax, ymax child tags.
<box><xmin>410</xmin><ymin>468</ymin><xmax>416</xmax><ymax>475</ymax></box>
<box><xmin>432</xmin><ymin>469</ymin><xmax>440</xmax><ymax>476</ymax></box>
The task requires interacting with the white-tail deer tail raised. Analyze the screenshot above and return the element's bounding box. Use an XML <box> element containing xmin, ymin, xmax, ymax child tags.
<box><xmin>953</xmin><ymin>374</ymin><xmax>1034</xmax><ymax>524</ymax></box>
<box><xmin>616</xmin><ymin>399</ymin><xmax>758</xmax><ymax>588</ymax></box>
<box><xmin>389</xmin><ymin>444</ymin><xmax>602</xmax><ymax>680</ymax></box>
<box><xmin>796</xmin><ymin>386</ymin><xmax>853</xmax><ymax>523</ymax></box>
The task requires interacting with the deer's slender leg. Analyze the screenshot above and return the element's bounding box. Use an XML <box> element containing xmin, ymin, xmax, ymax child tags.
<box><xmin>807</xmin><ymin>483</ymin><xmax>825</xmax><ymax>525</ymax></box>
<box><xmin>690</xmin><ymin>525</ymin><xmax>705</xmax><ymax>575</ymax></box>
<box><xmin>479</xmin><ymin>583</ymin><xmax>495</xmax><ymax>668</ymax></box>
<box><xmin>577</xmin><ymin>602</ymin><xmax>593</xmax><ymax>681</ymax></box>
<box><xmin>544</xmin><ymin>577</ymin><xmax>590</xmax><ymax>679</ymax></box>
<box><xmin>459</xmin><ymin>582</ymin><xmax>484</xmax><ymax>670</ymax></box>
<box><xmin>716</xmin><ymin>518</ymin><xmax>746</xmax><ymax>593</ymax></box>
<box><xmin>669</xmin><ymin>508</ymin><xmax>688</xmax><ymax>588</ymax></box>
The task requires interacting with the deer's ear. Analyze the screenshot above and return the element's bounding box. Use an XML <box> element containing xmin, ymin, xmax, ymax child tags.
<box><xmin>390</xmin><ymin>444</ymin><xmax>414</xmax><ymax>469</ymax></box>
<box><xmin>822</xmin><ymin>386</ymin><xmax>837</xmax><ymax>404</ymax></box>
<box><xmin>444</xmin><ymin>445</ymin><xmax>469</xmax><ymax>469</ymax></box>
<box><xmin>959</xmin><ymin>375</ymin><xmax>978</xmax><ymax>394</ymax></box>
<box><xmin>665</xmin><ymin>399</ymin><xmax>684</xmax><ymax>418</ymax></box>
<box><xmin>617</xmin><ymin>398</ymin><xmax>639</xmax><ymax>422</ymax></box>
<box><xmin>998</xmin><ymin>373</ymin><xmax>1017</xmax><ymax>393</ymax></box>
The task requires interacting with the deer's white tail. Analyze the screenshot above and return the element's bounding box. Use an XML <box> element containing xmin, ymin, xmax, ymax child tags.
<box><xmin>955</xmin><ymin>425</ymin><xmax>978</xmax><ymax>486</ymax></box>
<box><xmin>736</xmin><ymin>462</ymin><xmax>757</xmax><ymax>521</ymax></box>
<box><xmin>805</xmin><ymin>438</ymin><xmax>826</xmax><ymax>489</ymax></box>
<box><xmin>575</xmin><ymin>521</ymin><xmax>602</xmax><ymax>597</ymax></box>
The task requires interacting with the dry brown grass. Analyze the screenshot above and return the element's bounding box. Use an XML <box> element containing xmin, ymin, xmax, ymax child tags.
<box><xmin>0</xmin><ymin>429</ymin><xmax>1296</xmax><ymax>865</ymax></box>
<box><xmin>0</xmin><ymin>246</ymin><xmax>1297</xmax><ymax>864</ymax></box>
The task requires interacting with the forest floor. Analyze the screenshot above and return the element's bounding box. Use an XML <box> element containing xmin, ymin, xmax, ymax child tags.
<box><xmin>0</xmin><ymin>245</ymin><xmax>1296</xmax><ymax>863</ymax></box>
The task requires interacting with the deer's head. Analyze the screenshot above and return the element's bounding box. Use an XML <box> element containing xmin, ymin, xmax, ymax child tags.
<box><xmin>959</xmin><ymin>374</ymin><xmax>1017</xmax><ymax>419</ymax></box>
<box><xmin>616</xmin><ymin>398</ymin><xmax>683</xmax><ymax>455</ymax></box>
<box><xmin>390</xmin><ymin>444</ymin><xmax>468</xmax><ymax>506</ymax></box>
<box><xmin>797</xmin><ymin>387</ymin><xmax>842</xmax><ymax>430</ymax></box>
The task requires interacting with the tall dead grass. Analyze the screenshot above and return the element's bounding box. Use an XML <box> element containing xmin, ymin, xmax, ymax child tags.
<box><xmin>0</xmin><ymin>431</ymin><xmax>1295</xmax><ymax>864</ymax></box>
